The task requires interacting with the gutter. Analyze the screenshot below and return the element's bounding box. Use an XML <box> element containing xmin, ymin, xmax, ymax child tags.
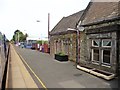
<box><xmin>82</xmin><ymin>16</ymin><xmax>120</xmax><ymax>27</ymax></box>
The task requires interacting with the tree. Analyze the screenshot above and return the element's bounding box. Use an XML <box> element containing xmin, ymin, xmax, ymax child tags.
<box><xmin>14</xmin><ymin>30</ymin><xmax>20</xmax><ymax>34</ymax></box>
<box><xmin>37</xmin><ymin>40</ymin><xmax>42</xmax><ymax>45</ymax></box>
<box><xmin>25</xmin><ymin>33</ymin><xmax>28</xmax><ymax>38</ymax></box>
<box><xmin>12</xmin><ymin>30</ymin><xmax>28</xmax><ymax>42</ymax></box>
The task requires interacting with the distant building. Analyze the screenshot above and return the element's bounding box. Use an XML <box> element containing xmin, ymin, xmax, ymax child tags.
<box><xmin>26</xmin><ymin>37</ymin><xmax>38</xmax><ymax>44</ymax></box>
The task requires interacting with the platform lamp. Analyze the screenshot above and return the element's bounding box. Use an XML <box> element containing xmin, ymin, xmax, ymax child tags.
<box><xmin>67</xmin><ymin>28</ymin><xmax>79</xmax><ymax>65</ymax></box>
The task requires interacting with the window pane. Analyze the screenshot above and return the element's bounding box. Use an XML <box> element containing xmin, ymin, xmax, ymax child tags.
<box><xmin>103</xmin><ymin>40</ymin><xmax>111</xmax><ymax>46</ymax></box>
<box><xmin>103</xmin><ymin>50</ymin><xmax>110</xmax><ymax>64</ymax></box>
<box><xmin>93</xmin><ymin>40</ymin><xmax>100</xmax><ymax>46</ymax></box>
<box><xmin>93</xmin><ymin>49</ymin><xmax>99</xmax><ymax>61</ymax></box>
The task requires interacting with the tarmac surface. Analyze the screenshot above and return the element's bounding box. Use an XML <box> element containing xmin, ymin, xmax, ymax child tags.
<box><xmin>14</xmin><ymin>46</ymin><xmax>118</xmax><ymax>89</ymax></box>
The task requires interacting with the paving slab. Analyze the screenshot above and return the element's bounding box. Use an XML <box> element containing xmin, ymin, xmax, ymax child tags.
<box><xmin>8</xmin><ymin>44</ymin><xmax>38</xmax><ymax>88</ymax></box>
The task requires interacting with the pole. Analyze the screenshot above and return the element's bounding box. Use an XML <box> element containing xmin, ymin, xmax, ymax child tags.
<box><xmin>76</xmin><ymin>29</ymin><xmax>80</xmax><ymax>65</ymax></box>
<box><xmin>48</xmin><ymin>13</ymin><xmax>50</xmax><ymax>44</ymax></box>
<box><xmin>76</xmin><ymin>30</ymin><xmax>78</xmax><ymax>65</ymax></box>
<box><xmin>48</xmin><ymin>13</ymin><xmax>50</xmax><ymax>53</ymax></box>
<box><xmin>76</xmin><ymin>21</ymin><xmax>82</xmax><ymax>66</ymax></box>
<box><xmin>67</xmin><ymin>28</ymin><xmax>80</xmax><ymax>65</ymax></box>
<box><xmin>77</xmin><ymin>30</ymin><xmax>80</xmax><ymax>64</ymax></box>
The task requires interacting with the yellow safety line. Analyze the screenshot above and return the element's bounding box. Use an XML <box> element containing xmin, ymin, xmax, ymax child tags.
<box><xmin>19</xmin><ymin>54</ymin><xmax>48</xmax><ymax>90</ymax></box>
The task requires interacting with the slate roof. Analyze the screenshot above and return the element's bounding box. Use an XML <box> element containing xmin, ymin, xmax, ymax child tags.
<box><xmin>50</xmin><ymin>10</ymin><xmax>84</xmax><ymax>35</ymax></box>
<box><xmin>81</xmin><ymin>1</ymin><xmax>120</xmax><ymax>26</ymax></box>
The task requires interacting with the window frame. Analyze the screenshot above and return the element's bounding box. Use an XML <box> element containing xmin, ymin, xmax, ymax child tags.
<box><xmin>102</xmin><ymin>39</ymin><xmax>112</xmax><ymax>47</ymax></box>
<box><xmin>91</xmin><ymin>39</ymin><xmax>112</xmax><ymax>66</ymax></box>
<box><xmin>92</xmin><ymin>39</ymin><xmax>100</xmax><ymax>47</ymax></box>
<box><xmin>101</xmin><ymin>49</ymin><xmax>111</xmax><ymax>66</ymax></box>
<box><xmin>92</xmin><ymin>48</ymin><xmax>100</xmax><ymax>63</ymax></box>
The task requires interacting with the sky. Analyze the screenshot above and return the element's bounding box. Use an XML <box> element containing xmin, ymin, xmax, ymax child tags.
<box><xmin>0</xmin><ymin>0</ymin><xmax>91</xmax><ymax>40</ymax></box>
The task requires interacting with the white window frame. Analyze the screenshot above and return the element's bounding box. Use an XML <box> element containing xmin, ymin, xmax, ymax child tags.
<box><xmin>91</xmin><ymin>39</ymin><xmax>112</xmax><ymax>66</ymax></box>
<box><xmin>101</xmin><ymin>49</ymin><xmax>111</xmax><ymax>66</ymax></box>
<box><xmin>102</xmin><ymin>39</ymin><xmax>111</xmax><ymax>47</ymax></box>
<box><xmin>92</xmin><ymin>49</ymin><xmax>94</xmax><ymax>61</ymax></box>
<box><xmin>101</xmin><ymin>39</ymin><xmax>111</xmax><ymax>66</ymax></box>
<box><xmin>91</xmin><ymin>48</ymin><xmax>100</xmax><ymax>63</ymax></box>
<box><xmin>92</xmin><ymin>40</ymin><xmax>100</xmax><ymax>47</ymax></box>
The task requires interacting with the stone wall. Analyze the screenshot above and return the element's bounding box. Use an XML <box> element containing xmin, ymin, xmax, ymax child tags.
<box><xmin>50</xmin><ymin>33</ymin><xmax>77</xmax><ymax>62</ymax></box>
<box><xmin>79</xmin><ymin>31</ymin><xmax>89</xmax><ymax>64</ymax></box>
<box><xmin>80</xmin><ymin>31</ymin><xmax>117</xmax><ymax>73</ymax></box>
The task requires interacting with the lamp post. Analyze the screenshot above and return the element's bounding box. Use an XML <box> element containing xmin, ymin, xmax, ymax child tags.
<box><xmin>67</xmin><ymin>28</ymin><xmax>80</xmax><ymax>65</ymax></box>
<box><xmin>76</xmin><ymin>21</ymin><xmax>85</xmax><ymax>65</ymax></box>
<box><xmin>48</xmin><ymin>13</ymin><xmax>50</xmax><ymax>53</ymax></box>
<box><xmin>67</xmin><ymin>24</ymin><xmax>84</xmax><ymax>66</ymax></box>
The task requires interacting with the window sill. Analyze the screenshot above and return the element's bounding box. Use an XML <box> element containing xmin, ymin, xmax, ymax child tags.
<box><xmin>92</xmin><ymin>61</ymin><xmax>100</xmax><ymax>65</ymax></box>
<box><xmin>101</xmin><ymin>64</ymin><xmax>111</xmax><ymax>68</ymax></box>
